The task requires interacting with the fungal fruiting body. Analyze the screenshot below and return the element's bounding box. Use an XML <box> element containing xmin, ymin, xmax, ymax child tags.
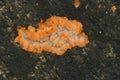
<box><xmin>111</xmin><ymin>5</ymin><xmax>117</xmax><ymax>12</ymax></box>
<box><xmin>73</xmin><ymin>0</ymin><xmax>80</xmax><ymax>8</ymax></box>
<box><xmin>14</xmin><ymin>16</ymin><xmax>89</xmax><ymax>55</ymax></box>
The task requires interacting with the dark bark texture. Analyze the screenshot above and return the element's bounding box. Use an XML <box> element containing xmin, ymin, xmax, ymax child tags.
<box><xmin>0</xmin><ymin>0</ymin><xmax>120</xmax><ymax>80</ymax></box>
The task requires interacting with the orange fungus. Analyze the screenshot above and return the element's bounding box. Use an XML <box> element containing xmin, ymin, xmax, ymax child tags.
<box><xmin>111</xmin><ymin>5</ymin><xmax>117</xmax><ymax>12</ymax></box>
<box><xmin>73</xmin><ymin>0</ymin><xmax>80</xmax><ymax>8</ymax></box>
<box><xmin>14</xmin><ymin>16</ymin><xmax>89</xmax><ymax>55</ymax></box>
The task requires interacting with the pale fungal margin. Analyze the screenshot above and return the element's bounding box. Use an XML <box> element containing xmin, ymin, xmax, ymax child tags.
<box><xmin>14</xmin><ymin>16</ymin><xmax>89</xmax><ymax>55</ymax></box>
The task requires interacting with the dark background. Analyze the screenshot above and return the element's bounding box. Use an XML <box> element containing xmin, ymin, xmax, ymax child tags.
<box><xmin>0</xmin><ymin>0</ymin><xmax>120</xmax><ymax>80</ymax></box>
